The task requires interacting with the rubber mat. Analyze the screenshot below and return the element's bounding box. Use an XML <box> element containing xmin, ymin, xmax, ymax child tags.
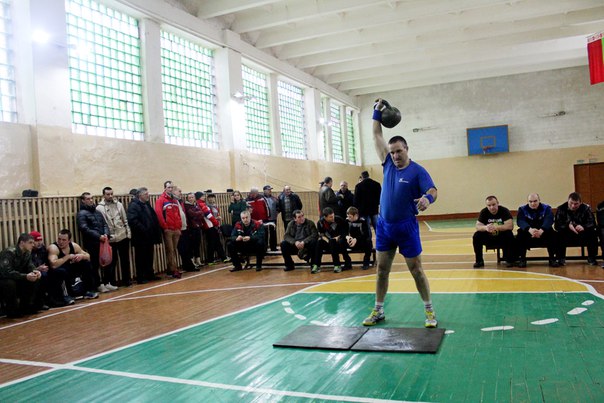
<box><xmin>351</xmin><ymin>327</ymin><xmax>446</xmax><ymax>353</ymax></box>
<box><xmin>273</xmin><ymin>325</ymin><xmax>368</xmax><ymax>350</ymax></box>
<box><xmin>274</xmin><ymin>325</ymin><xmax>445</xmax><ymax>353</ymax></box>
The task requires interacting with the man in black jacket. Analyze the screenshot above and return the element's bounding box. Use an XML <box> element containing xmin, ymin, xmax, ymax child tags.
<box><xmin>127</xmin><ymin>187</ymin><xmax>163</xmax><ymax>283</ymax></box>
<box><xmin>77</xmin><ymin>192</ymin><xmax>109</xmax><ymax>290</ymax></box>
<box><xmin>516</xmin><ymin>193</ymin><xmax>558</xmax><ymax>268</ymax></box>
<box><xmin>277</xmin><ymin>185</ymin><xmax>303</xmax><ymax>229</ymax></box>
<box><xmin>315</xmin><ymin>207</ymin><xmax>348</xmax><ymax>273</ymax></box>
<box><xmin>554</xmin><ymin>192</ymin><xmax>598</xmax><ymax>266</ymax></box>
<box><xmin>353</xmin><ymin>171</ymin><xmax>381</xmax><ymax>232</ymax></box>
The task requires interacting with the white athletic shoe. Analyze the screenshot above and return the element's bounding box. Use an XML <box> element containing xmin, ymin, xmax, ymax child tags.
<box><xmin>425</xmin><ymin>310</ymin><xmax>438</xmax><ymax>328</ymax></box>
<box><xmin>105</xmin><ymin>283</ymin><xmax>118</xmax><ymax>291</ymax></box>
<box><xmin>98</xmin><ymin>284</ymin><xmax>110</xmax><ymax>293</ymax></box>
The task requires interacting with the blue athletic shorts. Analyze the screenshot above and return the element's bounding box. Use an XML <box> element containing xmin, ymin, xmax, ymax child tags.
<box><xmin>376</xmin><ymin>216</ymin><xmax>422</xmax><ymax>258</ymax></box>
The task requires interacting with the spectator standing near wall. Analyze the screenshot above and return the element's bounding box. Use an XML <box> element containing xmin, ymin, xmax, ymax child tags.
<box><xmin>97</xmin><ymin>186</ymin><xmax>131</xmax><ymax>287</ymax></box>
<box><xmin>77</xmin><ymin>192</ymin><xmax>111</xmax><ymax>290</ymax></box>
<box><xmin>353</xmin><ymin>171</ymin><xmax>381</xmax><ymax>232</ymax></box>
<box><xmin>335</xmin><ymin>181</ymin><xmax>354</xmax><ymax>218</ymax></box>
<box><xmin>154</xmin><ymin>181</ymin><xmax>183</xmax><ymax>279</ymax></box>
<box><xmin>278</xmin><ymin>185</ymin><xmax>303</xmax><ymax>229</ymax></box>
<box><xmin>262</xmin><ymin>185</ymin><xmax>280</xmax><ymax>251</ymax></box>
<box><xmin>318</xmin><ymin>177</ymin><xmax>339</xmax><ymax>216</ymax></box>
<box><xmin>128</xmin><ymin>187</ymin><xmax>162</xmax><ymax>283</ymax></box>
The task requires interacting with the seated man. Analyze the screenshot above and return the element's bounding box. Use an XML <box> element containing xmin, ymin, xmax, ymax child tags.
<box><xmin>227</xmin><ymin>210</ymin><xmax>265</xmax><ymax>272</ymax></box>
<box><xmin>0</xmin><ymin>233</ymin><xmax>43</xmax><ymax>318</ymax></box>
<box><xmin>47</xmin><ymin>229</ymin><xmax>99</xmax><ymax>300</ymax></box>
<box><xmin>280</xmin><ymin>210</ymin><xmax>319</xmax><ymax>272</ymax></box>
<box><xmin>30</xmin><ymin>231</ymin><xmax>73</xmax><ymax>307</ymax></box>
<box><xmin>340</xmin><ymin>206</ymin><xmax>373</xmax><ymax>270</ymax></box>
<box><xmin>554</xmin><ymin>192</ymin><xmax>599</xmax><ymax>266</ymax></box>
<box><xmin>472</xmin><ymin>195</ymin><xmax>515</xmax><ymax>268</ymax></box>
<box><xmin>315</xmin><ymin>207</ymin><xmax>348</xmax><ymax>273</ymax></box>
<box><xmin>516</xmin><ymin>193</ymin><xmax>559</xmax><ymax>268</ymax></box>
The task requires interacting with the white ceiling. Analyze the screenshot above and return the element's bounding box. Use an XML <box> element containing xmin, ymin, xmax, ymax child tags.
<box><xmin>173</xmin><ymin>0</ymin><xmax>604</xmax><ymax>97</ymax></box>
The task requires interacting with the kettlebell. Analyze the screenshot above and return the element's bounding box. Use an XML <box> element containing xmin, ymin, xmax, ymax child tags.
<box><xmin>376</xmin><ymin>99</ymin><xmax>402</xmax><ymax>128</ymax></box>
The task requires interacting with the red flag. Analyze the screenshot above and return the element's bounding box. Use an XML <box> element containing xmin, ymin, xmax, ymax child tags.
<box><xmin>587</xmin><ymin>32</ymin><xmax>604</xmax><ymax>85</ymax></box>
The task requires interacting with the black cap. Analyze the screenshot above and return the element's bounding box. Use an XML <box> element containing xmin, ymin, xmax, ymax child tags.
<box><xmin>263</xmin><ymin>185</ymin><xmax>273</xmax><ymax>190</ymax></box>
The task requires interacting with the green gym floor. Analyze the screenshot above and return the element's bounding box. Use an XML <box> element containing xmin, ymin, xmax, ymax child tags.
<box><xmin>1</xmin><ymin>219</ymin><xmax>603</xmax><ymax>402</ymax></box>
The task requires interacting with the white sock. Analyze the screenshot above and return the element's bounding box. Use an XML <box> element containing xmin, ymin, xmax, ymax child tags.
<box><xmin>424</xmin><ymin>301</ymin><xmax>433</xmax><ymax>312</ymax></box>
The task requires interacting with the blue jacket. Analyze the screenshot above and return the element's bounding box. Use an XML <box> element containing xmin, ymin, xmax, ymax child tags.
<box><xmin>517</xmin><ymin>203</ymin><xmax>553</xmax><ymax>231</ymax></box>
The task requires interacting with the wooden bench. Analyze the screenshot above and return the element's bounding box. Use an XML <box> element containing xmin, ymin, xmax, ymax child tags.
<box><xmin>486</xmin><ymin>245</ymin><xmax>601</xmax><ymax>263</ymax></box>
<box><xmin>239</xmin><ymin>248</ymin><xmax>377</xmax><ymax>269</ymax></box>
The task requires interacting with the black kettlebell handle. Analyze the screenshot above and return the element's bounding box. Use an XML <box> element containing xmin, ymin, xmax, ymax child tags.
<box><xmin>374</xmin><ymin>98</ymin><xmax>391</xmax><ymax>108</ymax></box>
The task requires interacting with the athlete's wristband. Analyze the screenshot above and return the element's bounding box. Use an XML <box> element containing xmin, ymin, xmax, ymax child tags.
<box><xmin>372</xmin><ymin>109</ymin><xmax>383</xmax><ymax>122</ymax></box>
<box><xmin>423</xmin><ymin>194</ymin><xmax>434</xmax><ymax>204</ymax></box>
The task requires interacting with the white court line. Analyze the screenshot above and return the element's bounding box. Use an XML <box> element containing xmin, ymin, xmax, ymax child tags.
<box><xmin>423</xmin><ymin>221</ymin><xmax>433</xmax><ymax>231</ymax></box>
<box><xmin>114</xmin><ymin>282</ymin><xmax>323</xmax><ymax>302</ymax></box>
<box><xmin>0</xmin><ymin>266</ymin><xmax>230</xmax><ymax>331</ymax></box>
<box><xmin>0</xmin><ymin>358</ymin><xmax>416</xmax><ymax>403</ymax></box>
<box><xmin>2</xmin><ymin>268</ymin><xmax>602</xmax><ymax>398</ymax></box>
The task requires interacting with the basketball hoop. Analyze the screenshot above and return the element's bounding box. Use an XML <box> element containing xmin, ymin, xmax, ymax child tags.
<box><xmin>481</xmin><ymin>145</ymin><xmax>494</xmax><ymax>155</ymax></box>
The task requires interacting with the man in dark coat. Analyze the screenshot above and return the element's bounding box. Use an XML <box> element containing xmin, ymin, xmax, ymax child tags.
<box><xmin>127</xmin><ymin>187</ymin><xmax>163</xmax><ymax>283</ymax></box>
<box><xmin>278</xmin><ymin>185</ymin><xmax>303</xmax><ymax>229</ymax></box>
<box><xmin>353</xmin><ymin>171</ymin><xmax>381</xmax><ymax>232</ymax></box>
<box><xmin>77</xmin><ymin>192</ymin><xmax>109</xmax><ymax>289</ymax></box>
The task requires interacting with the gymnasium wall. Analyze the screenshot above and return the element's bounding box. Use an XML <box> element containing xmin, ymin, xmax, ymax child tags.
<box><xmin>0</xmin><ymin>122</ymin><xmax>364</xmax><ymax>198</ymax></box>
<box><xmin>358</xmin><ymin>66</ymin><xmax>604</xmax><ymax>215</ymax></box>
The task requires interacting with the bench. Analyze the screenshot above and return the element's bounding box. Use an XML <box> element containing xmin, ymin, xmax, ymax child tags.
<box><xmin>486</xmin><ymin>245</ymin><xmax>601</xmax><ymax>263</ymax></box>
<box><xmin>238</xmin><ymin>248</ymin><xmax>377</xmax><ymax>269</ymax></box>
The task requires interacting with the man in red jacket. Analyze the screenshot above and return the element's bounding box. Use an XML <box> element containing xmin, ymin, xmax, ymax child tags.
<box><xmin>154</xmin><ymin>181</ymin><xmax>183</xmax><ymax>278</ymax></box>
<box><xmin>247</xmin><ymin>187</ymin><xmax>269</xmax><ymax>223</ymax></box>
<box><xmin>195</xmin><ymin>192</ymin><xmax>227</xmax><ymax>264</ymax></box>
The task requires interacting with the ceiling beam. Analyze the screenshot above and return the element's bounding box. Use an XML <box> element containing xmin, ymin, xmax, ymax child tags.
<box><xmin>308</xmin><ymin>21</ymin><xmax>603</xmax><ymax>76</ymax></box>
<box><xmin>252</xmin><ymin>0</ymin><xmax>601</xmax><ymax>48</ymax></box>
<box><xmin>229</xmin><ymin>0</ymin><xmax>375</xmax><ymax>33</ymax></box>
<box><xmin>342</xmin><ymin>51</ymin><xmax>586</xmax><ymax>94</ymax></box>
<box><xmin>196</xmin><ymin>0</ymin><xmax>281</xmax><ymax>19</ymax></box>
<box><xmin>291</xmin><ymin>6</ymin><xmax>604</xmax><ymax>68</ymax></box>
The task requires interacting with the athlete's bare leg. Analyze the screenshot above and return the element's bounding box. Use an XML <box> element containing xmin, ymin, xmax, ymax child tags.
<box><xmin>405</xmin><ymin>254</ymin><xmax>431</xmax><ymax>302</ymax></box>
<box><xmin>375</xmin><ymin>249</ymin><xmax>396</xmax><ymax>302</ymax></box>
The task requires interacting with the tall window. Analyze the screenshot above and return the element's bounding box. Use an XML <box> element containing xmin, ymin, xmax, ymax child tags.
<box><xmin>330</xmin><ymin>103</ymin><xmax>343</xmax><ymax>163</ymax></box>
<box><xmin>65</xmin><ymin>0</ymin><xmax>143</xmax><ymax>140</ymax></box>
<box><xmin>0</xmin><ymin>0</ymin><xmax>16</xmax><ymax>122</ymax></box>
<box><xmin>161</xmin><ymin>31</ymin><xmax>216</xmax><ymax>148</ymax></box>
<box><xmin>318</xmin><ymin>97</ymin><xmax>326</xmax><ymax>160</ymax></box>
<box><xmin>242</xmin><ymin>65</ymin><xmax>271</xmax><ymax>155</ymax></box>
<box><xmin>346</xmin><ymin>109</ymin><xmax>357</xmax><ymax>165</ymax></box>
<box><xmin>277</xmin><ymin>80</ymin><xmax>306</xmax><ymax>159</ymax></box>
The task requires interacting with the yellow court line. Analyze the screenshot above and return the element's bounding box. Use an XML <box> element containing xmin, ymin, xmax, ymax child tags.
<box><xmin>305</xmin><ymin>269</ymin><xmax>591</xmax><ymax>293</ymax></box>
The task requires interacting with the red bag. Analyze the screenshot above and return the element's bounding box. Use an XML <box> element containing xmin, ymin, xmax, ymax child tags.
<box><xmin>99</xmin><ymin>241</ymin><xmax>113</xmax><ymax>267</ymax></box>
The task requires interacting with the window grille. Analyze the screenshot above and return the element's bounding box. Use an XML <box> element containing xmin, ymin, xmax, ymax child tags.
<box><xmin>346</xmin><ymin>109</ymin><xmax>357</xmax><ymax>164</ymax></box>
<box><xmin>317</xmin><ymin>97</ymin><xmax>326</xmax><ymax>160</ymax></box>
<box><xmin>0</xmin><ymin>0</ymin><xmax>16</xmax><ymax>122</ymax></box>
<box><xmin>66</xmin><ymin>0</ymin><xmax>143</xmax><ymax>140</ymax></box>
<box><xmin>242</xmin><ymin>64</ymin><xmax>271</xmax><ymax>155</ymax></box>
<box><xmin>330</xmin><ymin>103</ymin><xmax>343</xmax><ymax>163</ymax></box>
<box><xmin>277</xmin><ymin>80</ymin><xmax>306</xmax><ymax>159</ymax></box>
<box><xmin>161</xmin><ymin>30</ymin><xmax>217</xmax><ymax>148</ymax></box>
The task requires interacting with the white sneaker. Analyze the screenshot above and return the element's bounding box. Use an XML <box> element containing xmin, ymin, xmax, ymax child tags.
<box><xmin>425</xmin><ymin>310</ymin><xmax>438</xmax><ymax>328</ymax></box>
<box><xmin>105</xmin><ymin>283</ymin><xmax>118</xmax><ymax>291</ymax></box>
<box><xmin>98</xmin><ymin>284</ymin><xmax>110</xmax><ymax>293</ymax></box>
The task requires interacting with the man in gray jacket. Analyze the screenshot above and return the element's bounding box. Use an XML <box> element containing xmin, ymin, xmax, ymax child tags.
<box><xmin>97</xmin><ymin>187</ymin><xmax>131</xmax><ymax>288</ymax></box>
<box><xmin>280</xmin><ymin>210</ymin><xmax>319</xmax><ymax>272</ymax></box>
